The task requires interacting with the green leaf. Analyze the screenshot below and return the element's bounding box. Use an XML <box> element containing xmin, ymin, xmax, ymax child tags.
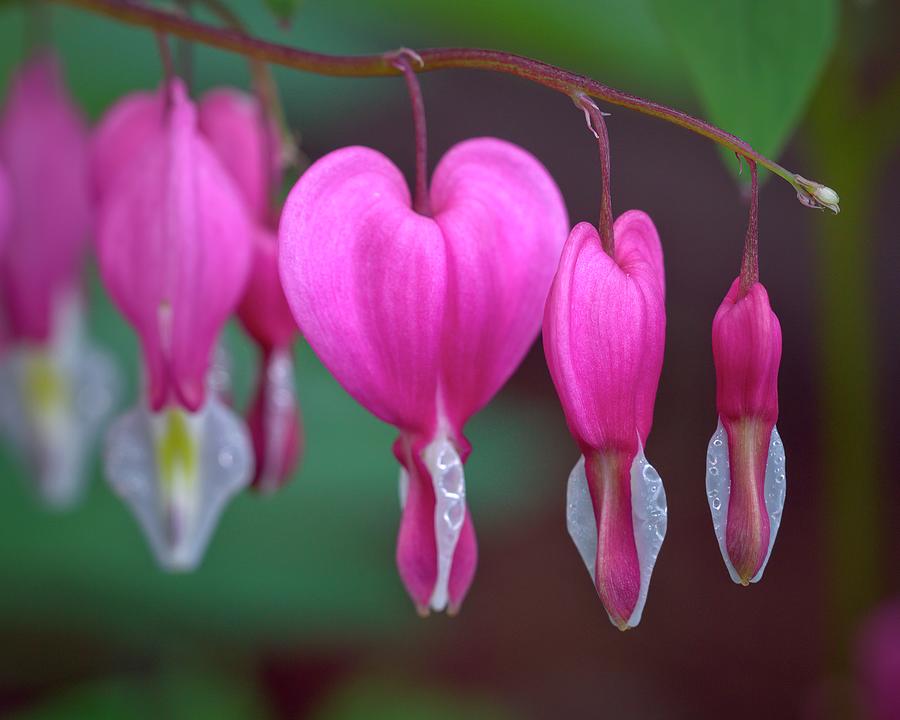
<box><xmin>648</xmin><ymin>0</ymin><xmax>838</xmax><ymax>164</ymax></box>
<box><xmin>263</xmin><ymin>0</ymin><xmax>303</xmax><ymax>24</ymax></box>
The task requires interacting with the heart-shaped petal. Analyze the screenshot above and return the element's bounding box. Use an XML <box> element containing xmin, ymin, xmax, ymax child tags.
<box><xmin>544</xmin><ymin>213</ymin><xmax>665</xmax><ymax>454</ymax></box>
<box><xmin>279</xmin><ymin>146</ymin><xmax>447</xmax><ymax>436</ymax></box>
<box><xmin>97</xmin><ymin>81</ymin><xmax>252</xmax><ymax>412</ymax></box>
<box><xmin>431</xmin><ymin>138</ymin><xmax>569</xmax><ymax>428</ymax></box>
<box><xmin>91</xmin><ymin>86</ymin><xmax>164</xmax><ymax>207</ymax></box>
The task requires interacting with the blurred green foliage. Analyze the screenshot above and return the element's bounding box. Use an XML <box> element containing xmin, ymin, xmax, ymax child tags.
<box><xmin>649</xmin><ymin>0</ymin><xmax>838</xmax><ymax>170</ymax></box>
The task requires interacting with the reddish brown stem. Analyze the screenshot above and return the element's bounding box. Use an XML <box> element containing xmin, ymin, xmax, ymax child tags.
<box><xmin>391</xmin><ymin>51</ymin><xmax>431</xmax><ymax>216</ymax></box>
<box><xmin>49</xmin><ymin>0</ymin><xmax>838</xmax><ymax>211</ymax></box>
<box><xmin>577</xmin><ymin>95</ymin><xmax>614</xmax><ymax>255</ymax></box>
<box><xmin>738</xmin><ymin>160</ymin><xmax>760</xmax><ymax>297</ymax></box>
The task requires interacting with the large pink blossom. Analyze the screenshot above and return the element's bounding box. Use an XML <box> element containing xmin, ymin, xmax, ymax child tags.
<box><xmin>279</xmin><ymin>138</ymin><xmax>567</xmax><ymax>613</ymax></box>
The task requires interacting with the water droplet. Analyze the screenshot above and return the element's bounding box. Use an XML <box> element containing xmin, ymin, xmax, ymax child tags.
<box><xmin>709</xmin><ymin>467</ymin><xmax>718</xmax><ymax>476</ymax></box>
<box><xmin>218</xmin><ymin>449</ymin><xmax>233</xmax><ymax>468</ymax></box>
<box><xmin>713</xmin><ymin>438</ymin><xmax>723</xmax><ymax>447</ymax></box>
<box><xmin>712</xmin><ymin>497</ymin><xmax>722</xmax><ymax>510</ymax></box>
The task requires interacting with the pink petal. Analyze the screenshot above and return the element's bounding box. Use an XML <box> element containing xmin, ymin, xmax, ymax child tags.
<box><xmin>395</xmin><ymin>432</ymin><xmax>478</xmax><ymax>613</ymax></box>
<box><xmin>97</xmin><ymin>81</ymin><xmax>252</xmax><ymax>411</ymax></box>
<box><xmin>279</xmin><ymin>146</ymin><xmax>446</xmax><ymax>435</ymax></box>
<box><xmin>431</xmin><ymin>138</ymin><xmax>568</xmax><ymax>428</ymax></box>
<box><xmin>90</xmin><ymin>86</ymin><xmax>164</xmax><ymax>207</ymax></box>
<box><xmin>237</xmin><ymin>224</ymin><xmax>297</xmax><ymax>350</ymax></box>
<box><xmin>543</xmin><ymin>216</ymin><xmax>665</xmax><ymax>455</ymax></box>
<box><xmin>198</xmin><ymin>88</ymin><xmax>280</xmax><ymax>223</ymax></box>
<box><xmin>0</xmin><ymin>53</ymin><xmax>90</xmax><ymax>342</ymax></box>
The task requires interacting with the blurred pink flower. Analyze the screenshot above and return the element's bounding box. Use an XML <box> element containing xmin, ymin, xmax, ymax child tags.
<box><xmin>97</xmin><ymin>79</ymin><xmax>254</xmax><ymax>569</ymax></box>
<box><xmin>857</xmin><ymin>599</ymin><xmax>900</xmax><ymax>720</ymax></box>
<box><xmin>97</xmin><ymin>79</ymin><xmax>252</xmax><ymax>412</ymax></box>
<box><xmin>0</xmin><ymin>53</ymin><xmax>119</xmax><ymax>509</ymax></box>
<box><xmin>543</xmin><ymin>212</ymin><xmax>667</xmax><ymax>630</ymax></box>
<box><xmin>279</xmin><ymin>138</ymin><xmax>567</xmax><ymax>613</ymax></box>
<box><xmin>198</xmin><ymin>88</ymin><xmax>302</xmax><ymax>492</ymax></box>
<box><xmin>0</xmin><ymin>53</ymin><xmax>90</xmax><ymax>342</ymax></box>
<box><xmin>706</xmin><ymin>278</ymin><xmax>785</xmax><ymax>585</ymax></box>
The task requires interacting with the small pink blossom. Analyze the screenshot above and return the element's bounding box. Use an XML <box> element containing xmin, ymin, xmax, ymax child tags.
<box><xmin>543</xmin><ymin>212</ymin><xmax>667</xmax><ymax>630</ymax></box>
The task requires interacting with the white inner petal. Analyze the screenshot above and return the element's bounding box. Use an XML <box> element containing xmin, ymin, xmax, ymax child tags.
<box><xmin>424</xmin><ymin>435</ymin><xmax>466</xmax><ymax>611</ymax></box>
<box><xmin>104</xmin><ymin>394</ymin><xmax>253</xmax><ymax>571</ymax></box>
<box><xmin>705</xmin><ymin>418</ymin><xmax>786</xmax><ymax>584</ymax></box>
<box><xmin>0</xmin><ymin>298</ymin><xmax>120</xmax><ymax>508</ymax></box>
<box><xmin>565</xmin><ymin>442</ymin><xmax>668</xmax><ymax>629</ymax></box>
<box><xmin>396</xmin><ymin>433</ymin><xmax>466</xmax><ymax>613</ymax></box>
<box><xmin>256</xmin><ymin>349</ymin><xmax>297</xmax><ymax>494</ymax></box>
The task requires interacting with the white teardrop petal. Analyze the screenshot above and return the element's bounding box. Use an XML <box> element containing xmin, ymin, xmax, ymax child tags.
<box><xmin>705</xmin><ymin>418</ymin><xmax>787</xmax><ymax>584</ymax></box>
<box><xmin>104</xmin><ymin>395</ymin><xmax>253</xmax><ymax>571</ymax></box>
<box><xmin>565</xmin><ymin>443</ymin><xmax>668</xmax><ymax>628</ymax></box>
<box><xmin>565</xmin><ymin>455</ymin><xmax>596</xmax><ymax>581</ymax></box>
<box><xmin>422</xmin><ymin>434</ymin><xmax>465</xmax><ymax>612</ymax></box>
<box><xmin>0</xmin><ymin>298</ymin><xmax>120</xmax><ymax>509</ymax></box>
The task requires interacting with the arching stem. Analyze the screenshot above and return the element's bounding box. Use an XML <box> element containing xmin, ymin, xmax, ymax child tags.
<box><xmin>49</xmin><ymin>0</ymin><xmax>839</xmax><ymax>213</ymax></box>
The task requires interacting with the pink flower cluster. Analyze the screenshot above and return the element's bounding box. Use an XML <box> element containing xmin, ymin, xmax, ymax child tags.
<box><xmin>0</xmin><ymin>54</ymin><xmax>788</xmax><ymax>628</ymax></box>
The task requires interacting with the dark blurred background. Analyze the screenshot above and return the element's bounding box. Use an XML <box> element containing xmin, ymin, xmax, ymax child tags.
<box><xmin>0</xmin><ymin>0</ymin><xmax>897</xmax><ymax>718</ymax></box>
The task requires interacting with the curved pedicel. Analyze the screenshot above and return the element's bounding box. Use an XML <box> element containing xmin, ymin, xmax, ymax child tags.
<box><xmin>566</xmin><ymin>442</ymin><xmax>667</xmax><ymax>629</ymax></box>
<box><xmin>706</xmin><ymin>418</ymin><xmax>786</xmax><ymax>584</ymax></box>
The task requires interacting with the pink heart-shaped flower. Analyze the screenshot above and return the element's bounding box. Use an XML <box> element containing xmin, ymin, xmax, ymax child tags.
<box><xmin>279</xmin><ymin>137</ymin><xmax>567</xmax><ymax>612</ymax></box>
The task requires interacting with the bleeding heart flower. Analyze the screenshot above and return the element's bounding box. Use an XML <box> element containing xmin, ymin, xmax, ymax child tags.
<box><xmin>198</xmin><ymin>88</ymin><xmax>302</xmax><ymax>492</ymax></box>
<box><xmin>0</xmin><ymin>53</ymin><xmax>120</xmax><ymax>508</ymax></box>
<box><xmin>706</xmin><ymin>277</ymin><xmax>784</xmax><ymax>585</ymax></box>
<box><xmin>97</xmin><ymin>79</ymin><xmax>254</xmax><ymax>570</ymax></box>
<box><xmin>1</xmin><ymin>53</ymin><xmax>90</xmax><ymax>343</ymax></box>
<box><xmin>279</xmin><ymin>138</ymin><xmax>567</xmax><ymax>613</ymax></box>
<box><xmin>543</xmin><ymin>212</ymin><xmax>667</xmax><ymax>630</ymax></box>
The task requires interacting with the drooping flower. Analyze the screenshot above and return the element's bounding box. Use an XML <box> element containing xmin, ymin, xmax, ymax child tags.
<box><xmin>279</xmin><ymin>139</ymin><xmax>567</xmax><ymax>613</ymax></box>
<box><xmin>0</xmin><ymin>52</ymin><xmax>119</xmax><ymax>508</ymax></box>
<box><xmin>543</xmin><ymin>212</ymin><xmax>667</xmax><ymax>630</ymax></box>
<box><xmin>96</xmin><ymin>79</ymin><xmax>254</xmax><ymax>570</ymax></box>
<box><xmin>706</xmin><ymin>277</ymin><xmax>784</xmax><ymax>585</ymax></box>
<box><xmin>198</xmin><ymin>88</ymin><xmax>302</xmax><ymax>492</ymax></box>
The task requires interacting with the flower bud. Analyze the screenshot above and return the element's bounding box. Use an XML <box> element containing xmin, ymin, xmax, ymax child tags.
<box><xmin>707</xmin><ymin>278</ymin><xmax>785</xmax><ymax>585</ymax></box>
